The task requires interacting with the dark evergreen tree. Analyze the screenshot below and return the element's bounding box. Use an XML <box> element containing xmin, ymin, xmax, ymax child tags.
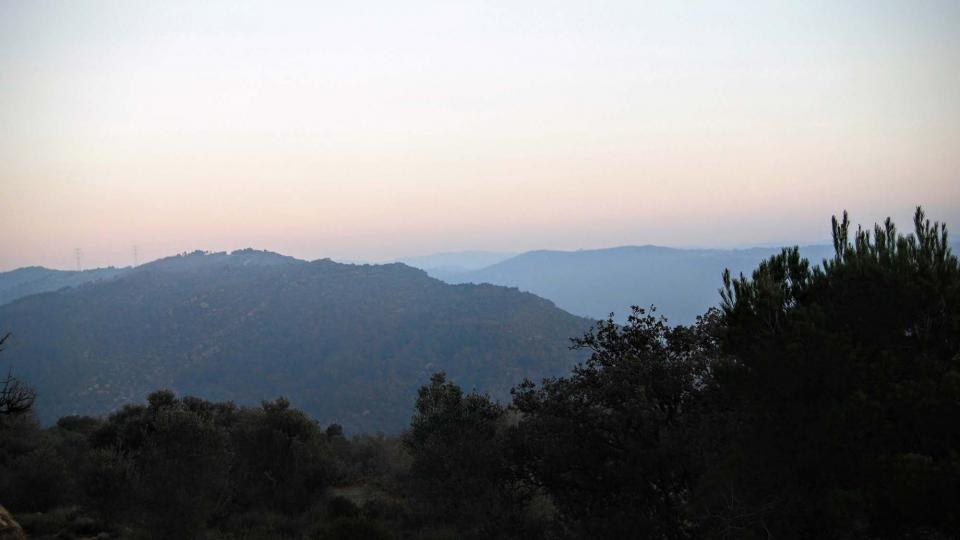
<box><xmin>712</xmin><ymin>207</ymin><xmax>960</xmax><ymax>538</ymax></box>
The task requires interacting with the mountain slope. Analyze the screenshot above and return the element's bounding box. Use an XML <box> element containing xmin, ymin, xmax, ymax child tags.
<box><xmin>0</xmin><ymin>250</ymin><xmax>591</xmax><ymax>432</ymax></box>
<box><xmin>438</xmin><ymin>245</ymin><xmax>839</xmax><ymax>323</ymax></box>
<box><xmin>0</xmin><ymin>266</ymin><xmax>127</xmax><ymax>306</ymax></box>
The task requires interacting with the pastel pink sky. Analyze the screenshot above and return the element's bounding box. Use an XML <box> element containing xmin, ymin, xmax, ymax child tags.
<box><xmin>2</xmin><ymin>1</ymin><xmax>958</xmax><ymax>270</ymax></box>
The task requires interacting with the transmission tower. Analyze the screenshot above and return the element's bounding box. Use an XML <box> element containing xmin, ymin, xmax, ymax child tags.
<box><xmin>74</xmin><ymin>248</ymin><xmax>82</xmax><ymax>271</ymax></box>
<box><xmin>133</xmin><ymin>245</ymin><xmax>139</xmax><ymax>267</ymax></box>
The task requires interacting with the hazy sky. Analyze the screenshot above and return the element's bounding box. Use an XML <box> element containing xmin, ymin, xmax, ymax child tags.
<box><xmin>1</xmin><ymin>1</ymin><xmax>958</xmax><ymax>270</ymax></box>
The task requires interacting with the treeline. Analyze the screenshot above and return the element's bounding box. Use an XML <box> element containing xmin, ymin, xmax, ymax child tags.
<box><xmin>1</xmin><ymin>208</ymin><xmax>959</xmax><ymax>539</ymax></box>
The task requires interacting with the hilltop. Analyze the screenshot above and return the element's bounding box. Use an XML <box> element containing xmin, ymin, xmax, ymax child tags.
<box><xmin>0</xmin><ymin>250</ymin><xmax>590</xmax><ymax>432</ymax></box>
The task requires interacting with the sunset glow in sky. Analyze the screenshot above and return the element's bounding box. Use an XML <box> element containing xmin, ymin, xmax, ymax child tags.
<box><xmin>2</xmin><ymin>1</ymin><xmax>958</xmax><ymax>270</ymax></box>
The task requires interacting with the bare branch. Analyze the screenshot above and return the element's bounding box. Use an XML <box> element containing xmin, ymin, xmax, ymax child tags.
<box><xmin>0</xmin><ymin>333</ymin><xmax>36</xmax><ymax>416</ymax></box>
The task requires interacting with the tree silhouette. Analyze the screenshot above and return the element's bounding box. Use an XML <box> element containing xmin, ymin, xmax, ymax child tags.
<box><xmin>715</xmin><ymin>207</ymin><xmax>960</xmax><ymax>537</ymax></box>
<box><xmin>0</xmin><ymin>333</ymin><xmax>35</xmax><ymax>416</ymax></box>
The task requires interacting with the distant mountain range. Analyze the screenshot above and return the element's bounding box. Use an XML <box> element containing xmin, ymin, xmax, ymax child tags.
<box><xmin>395</xmin><ymin>251</ymin><xmax>516</xmax><ymax>275</ymax></box>
<box><xmin>429</xmin><ymin>241</ymin><xmax>960</xmax><ymax>323</ymax></box>
<box><xmin>6</xmin><ymin>241</ymin><xmax>959</xmax><ymax>324</ymax></box>
<box><xmin>0</xmin><ymin>249</ymin><xmax>590</xmax><ymax>432</ymax></box>
<box><xmin>427</xmin><ymin>245</ymin><xmax>838</xmax><ymax>323</ymax></box>
<box><xmin>0</xmin><ymin>266</ymin><xmax>127</xmax><ymax>306</ymax></box>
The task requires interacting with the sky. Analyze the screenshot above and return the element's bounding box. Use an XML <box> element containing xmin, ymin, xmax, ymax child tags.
<box><xmin>1</xmin><ymin>0</ymin><xmax>958</xmax><ymax>270</ymax></box>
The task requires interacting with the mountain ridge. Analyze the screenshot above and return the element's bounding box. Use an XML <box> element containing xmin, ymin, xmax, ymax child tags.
<box><xmin>431</xmin><ymin>244</ymin><xmax>844</xmax><ymax>323</ymax></box>
<box><xmin>0</xmin><ymin>252</ymin><xmax>591</xmax><ymax>432</ymax></box>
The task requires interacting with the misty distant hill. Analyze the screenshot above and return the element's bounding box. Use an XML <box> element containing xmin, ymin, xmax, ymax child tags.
<box><xmin>0</xmin><ymin>266</ymin><xmax>127</xmax><ymax>306</ymax></box>
<box><xmin>435</xmin><ymin>245</ymin><xmax>843</xmax><ymax>324</ymax></box>
<box><xmin>397</xmin><ymin>251</ymin><xmax>516</xmax><ymax>275</ymax></box>
<box><xmin>0</xmin><ymin>249</ymin><xmax>590</xmax><ymax>432</ymax></box>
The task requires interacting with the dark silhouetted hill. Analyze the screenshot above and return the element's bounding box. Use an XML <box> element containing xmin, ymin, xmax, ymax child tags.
<box><xmin>0</xmin><ymin>250</ymin><xmax>590</xmax><ymax>432</ymax></box>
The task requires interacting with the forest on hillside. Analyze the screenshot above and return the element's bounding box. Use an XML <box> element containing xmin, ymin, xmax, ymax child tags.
<box><xmin>1</xmin><ymin>208</ymin><xmax>958</xmax><ymax>539</ymax></box>
<box><xmin>0</xmin><ymin>253</ymin><xmax>591</xmax><ymax>433</ymax></box>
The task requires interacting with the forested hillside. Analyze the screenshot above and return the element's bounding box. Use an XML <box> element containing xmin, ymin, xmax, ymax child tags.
<box><xmin>0</xmin><ymin>250</ymin><xmax>590</xmax><ymax>432</ymax></box>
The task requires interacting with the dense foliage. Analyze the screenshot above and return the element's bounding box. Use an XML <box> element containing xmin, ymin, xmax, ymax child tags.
<box><xmin>0</xmin><ymin>391</ymin><xmax>408</xmax><ymax>539</ymax></box>
<box><xmin>511</xmin><ymin>308</ymin><xmax>721</xmax><ymax>538</ymax></box>
<box><xmin>405</xmin><ymin>373</ymin><xmax>539</xmax><ymax>538</ymax></box>
<box><xmin>1</xmin><ymin>208</ymin><xmax>957</xmax><ymax>539</ymax></box>
<box><xmin>711</xmin><ymin>209</ymin><xmax>960</xmax><ymax>537</ymax></box>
